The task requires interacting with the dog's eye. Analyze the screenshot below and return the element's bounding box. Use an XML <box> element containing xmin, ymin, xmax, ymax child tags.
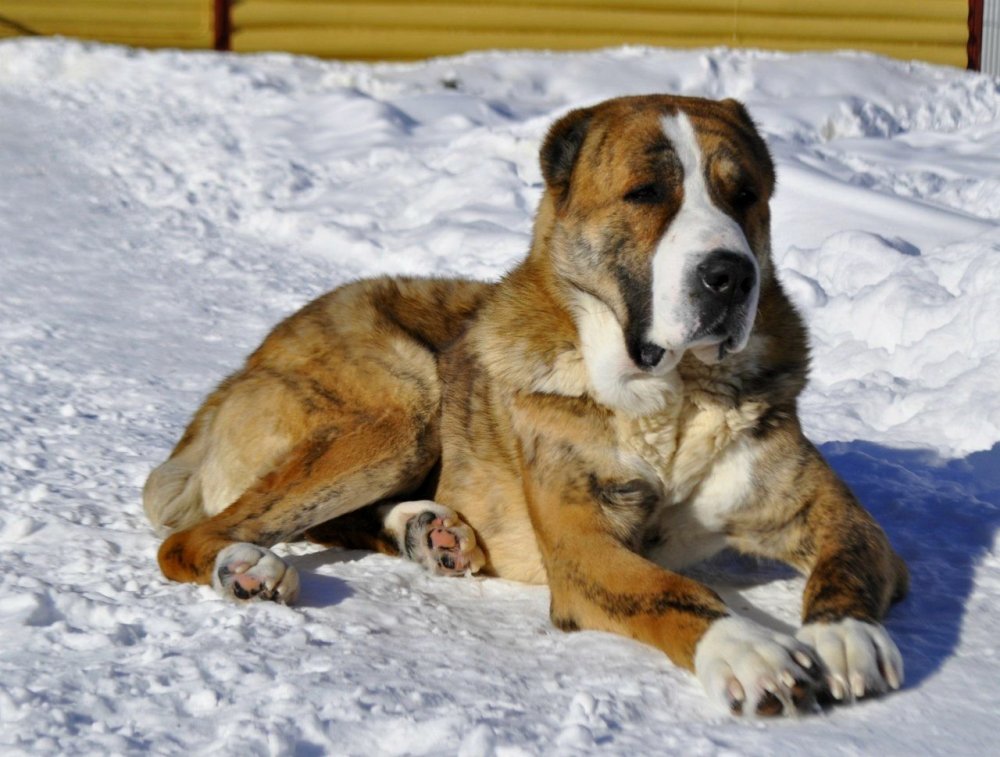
<box><xmin>732</xmin><ymin>186</ymin><xmax>759</xmax><ymax>210</ymax></box>
<box><xmin>623</xmin><ymin>183</ymin><xmax>663</xmax><ymax>204</ymax></box>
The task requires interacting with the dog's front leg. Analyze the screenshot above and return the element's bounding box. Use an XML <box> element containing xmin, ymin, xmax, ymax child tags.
<box><xmin>511</xmin><ymin>393</ymin><xmax>824</xmax><ymax>716</ymax></box>
<box><xmin>733</xmin><ymin>439</ymin><xmax>910</xmax><ymax>703</ymax></box>
<box><xmin>524</xmin><ymin>461</ymin><xmax>826</xmax><ymax>716</ymax></box>
<box><xmin>793</xmin><ymin>448</ymin><xmax>909</xmax><ymax>702</ymax></box>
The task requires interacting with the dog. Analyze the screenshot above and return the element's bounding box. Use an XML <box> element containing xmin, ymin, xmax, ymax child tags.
<box><xmin>144</xmin><ymin>94</ymin><xmax>909</xmax><ymax>716</ymax></box>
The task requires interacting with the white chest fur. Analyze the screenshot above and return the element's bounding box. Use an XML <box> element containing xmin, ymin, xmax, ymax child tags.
<box><xmin>616</xmin><ymin>388</ymin><xmax>765</xmax><ymax>569</ymax></box>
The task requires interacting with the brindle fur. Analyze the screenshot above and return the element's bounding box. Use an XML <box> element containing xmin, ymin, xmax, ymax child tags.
<box><xmin>147</xmin><ymin>95</ymin><xmax>907</xmax><ymax>709</ymax></box>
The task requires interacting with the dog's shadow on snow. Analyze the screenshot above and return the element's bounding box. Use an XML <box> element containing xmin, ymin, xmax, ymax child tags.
<box><xmin>285</xmin><ymin>549</ymin><xmax>372</xmax><ymax>608</ymax></box>
<box><xmin>821</xmin><ymin>440</ymin><xmax>1000</xmax><ymax>688</ymax></box>
<box><xmin>693</xmin><ymin>441</ymin><xmax>1000</xmax><ymax>690</ymax></box>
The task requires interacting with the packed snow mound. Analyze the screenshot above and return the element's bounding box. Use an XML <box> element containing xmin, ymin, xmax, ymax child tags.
<box><xmin>1</xmin><ymin>38</ymin><xmax>999</xmax><ymax>755</ymax></box>
<box><xmin>782</xmin><ymin>229</ymin><xmax>1000</xmax><ymax>455</ymax></box>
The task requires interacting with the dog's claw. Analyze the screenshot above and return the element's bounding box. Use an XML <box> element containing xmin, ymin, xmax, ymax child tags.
<box><xmin>797</xmin><ymin>618</ymin><xmax>903</xmax><ymax>704</ymax></box>
<box><xmin>696</xmin><ymin>617</ymin><xmax>826</xmax><ymax>717</ymax></box>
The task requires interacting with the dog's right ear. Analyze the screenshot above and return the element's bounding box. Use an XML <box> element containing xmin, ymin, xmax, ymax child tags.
<box><xmin>540</xmin><ymin>106</ymin><xmax>594</xmax><ymax>203</ymax></box>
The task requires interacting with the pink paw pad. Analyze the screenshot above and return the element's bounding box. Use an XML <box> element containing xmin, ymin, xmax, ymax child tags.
<box><xmin>404</xmin><ymin>511</ymin><xmax>484</xmax><ymax>576</ymax></box>
<box><xmin>211</xmin><ymin>543</ymin><xmax>300</xmax><ymax>604</ymax></box>
<box><xmin>428</xmin><ymin>523</ymin><xmax>459</xmax><ymax>551</ymax></box>
<box><xmin>232</xmin><ymin>573</ymin><xmax>262</xmax><ymax>596</ymax></box>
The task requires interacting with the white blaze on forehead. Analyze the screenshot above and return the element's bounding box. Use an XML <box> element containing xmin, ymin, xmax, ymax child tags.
<box><xmin>649</xmin><ymin>112</ymin><xmax>759</xmax><ymax>350</ymax></box>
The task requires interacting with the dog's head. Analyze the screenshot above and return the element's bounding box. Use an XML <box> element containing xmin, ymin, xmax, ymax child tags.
<box><xmin>537</xmin><ymin>95</ymin><xmax>776</xmax><ymax>413</ymax></box>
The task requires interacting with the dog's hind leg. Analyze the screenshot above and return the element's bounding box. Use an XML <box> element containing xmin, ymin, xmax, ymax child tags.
<box><xmin>150</xmin><ymin>276</ymin><xmax>492</xmax><ymax>600</ymax></box>
<box><xmin>143</xmin><ymin>393</ymin><xmax>224</xmax><ymax>533</ymax></box>
<box><xmin>143</xmin><ymin>369</ymin><xmax>296</xmax><ymax>534</ymax></box>
<box><xmin>157</xmin><ymin>408</ymin><xmax>438</xmax><ymax>603</ymax></box>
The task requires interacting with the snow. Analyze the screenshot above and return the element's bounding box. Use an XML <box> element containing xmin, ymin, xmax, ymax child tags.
<box><xmin>1</xmin><ymin>37</ymin><xmax>999</xmax><ymax>754</ymax></box>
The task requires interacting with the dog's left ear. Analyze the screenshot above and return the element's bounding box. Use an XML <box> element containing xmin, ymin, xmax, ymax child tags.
<box><xmin>721</xmin><ymin>98</ymin><xmax>775</xmax><ymax>188</ymax></box>
<box><xmin>720</xmin><ymin>97</ymin><xmax>753</xmax><ymax>123</ymax></box>
<box><xmin>540</xmin><ymin>106</ymin><xmax>594</xmax><ymax>203</ymax></box>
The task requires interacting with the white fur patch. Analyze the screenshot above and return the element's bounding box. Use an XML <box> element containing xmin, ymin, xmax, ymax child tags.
<box><xmin>650</xmin><ymin>113</ymin><xmax>759</xmax><ymax>353</ymax></box>
<box><xmin>381</xmin><ymin>500</ymin><xmax>456</xmax><ymax>544</ymax></box>
<box><xmin>572</xmin><ymin>289</ymin><xmax>681</xmax><ymax>416</ymax></box>
<box><xmin>686</xmin><ymin>437</ymin><xmax>758</xmax><ymax>529</ymax></box>
<box><xmin>646</xmin><ymin>434</ymin><xmax>759</xmax><ymax>570</ymax></box>
<box><xmin>695</xmin><ymin>616</ymin><xmax>822</xmax><ymax>716</ymax></box>
<box><xmin>797</xmin><ymin>618</ymin><xmax>903</xmax><ymax>700</ymax></box>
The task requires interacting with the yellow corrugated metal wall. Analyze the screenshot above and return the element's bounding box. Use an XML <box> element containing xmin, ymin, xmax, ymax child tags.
<box><xmin>229</xmin><ymin>0</ymin><xmax>968</xmax><ymax>66</ymax></box>
<box><xmin>0</xmin><ymin>1</ymin><xmax>213</xmax><ymax>49</ymax></box>
<box><xmin>0</xmin><ymin>0</ymin><xmax>970</xmax><ymax>68</ymax></box>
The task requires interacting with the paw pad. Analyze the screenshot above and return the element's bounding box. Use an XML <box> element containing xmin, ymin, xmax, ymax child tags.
<box><xmin>404</xmin><ymin>511</ymin><xmax>485</xmax><ymax>576</ymax></box>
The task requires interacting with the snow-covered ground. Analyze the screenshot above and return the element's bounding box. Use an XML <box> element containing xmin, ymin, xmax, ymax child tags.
<box><xmin>1</xmin><ymin>37</ymin><xmax>999</xmax><ymax>754</ymax></box>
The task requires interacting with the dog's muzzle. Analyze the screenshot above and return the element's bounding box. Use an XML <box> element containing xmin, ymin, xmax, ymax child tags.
<box><xmin>632</xmin><ymin>249</ymin><xmax>759</xmax><ymax>371</ymax></box>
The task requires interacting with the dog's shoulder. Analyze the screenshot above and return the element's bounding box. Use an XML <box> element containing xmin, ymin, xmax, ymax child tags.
<box><xmin>459</xmin><ymin>260</ymin><xmax>590</xmax><ymax>399</ymax></box>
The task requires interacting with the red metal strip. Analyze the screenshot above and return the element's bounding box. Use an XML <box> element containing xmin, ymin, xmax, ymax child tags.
<box><xmin>214</xmin><ymin>0</ymin><xmax>232</xmax><ymax>51</ymax></box>
<box><xmin>969</xmin><ymin>0</ymin><xmax>984</xmax><ymax>70</ymax></box>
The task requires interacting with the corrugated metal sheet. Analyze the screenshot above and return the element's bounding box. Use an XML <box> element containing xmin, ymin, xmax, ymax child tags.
<box><xmin>984</xmin><ymin>0</ymin><xmax>1000</xmax><ymax>74</ymax></box>
<box><xmin>0</xmin><ymin>0</ymin><xmax>213</xmax><ymax>49</ymax></box>
<box><xmin>230</xmin><ymin>0</ymin><xmax>969</xmax><ymax>66</ymax></box>
<box><xmin>0</xmin><ymin>0</ymin><xmax>971</xmax><ymax>69</ymax></box>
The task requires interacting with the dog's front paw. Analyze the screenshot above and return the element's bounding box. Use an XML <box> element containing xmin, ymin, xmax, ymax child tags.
<box><xmin>212</xmin><ymin>543</ymin><xmax>300</xmax><ymax>604</ymax></box>
<box><xmin>797</xmin><ymin>618</ymin><xmax>902</xmax><ymax>702</ymax></box>
<box><xmin>695</xmin><ymin>617</ymin><xmax>826</xmax><ymax>717</ymax></box>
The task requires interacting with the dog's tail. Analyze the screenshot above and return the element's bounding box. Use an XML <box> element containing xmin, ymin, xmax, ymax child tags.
<box><xmin>143</xmin><ymin>401</ymin><xmax>218</xmax><ymax>534</ymax></box>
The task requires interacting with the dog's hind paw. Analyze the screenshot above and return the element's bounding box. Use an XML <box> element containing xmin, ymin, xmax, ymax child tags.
<box><xmin>383</xmin><ymin>500</ymin><xmax>486</xmax><ymax>576</ymax></box>
<box><xmin>695</xmin><ymin>617</ymin><xmax>827</xmax><ymax>717</ymax></box>
<box><xmin>797</xmin><ymin>618</ymin><xmax>903</xmax><ymax>702</ymax></box>
<box><xmin>212</xmin><ymin>543</ymin><xmax>300</xmax><ymax>604</ymax></box>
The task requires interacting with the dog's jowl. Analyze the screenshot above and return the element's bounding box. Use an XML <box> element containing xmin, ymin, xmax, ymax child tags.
<box><xmin>145</xmin><ymin>95</ymin><xmax>908</xmax><ymax>716</ymax></box>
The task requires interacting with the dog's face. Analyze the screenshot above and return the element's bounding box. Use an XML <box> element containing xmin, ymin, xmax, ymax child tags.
<box><xmin>539</xmin><ymin>95</ymin><xmax>776</xmax><ymax>413</ymax></box>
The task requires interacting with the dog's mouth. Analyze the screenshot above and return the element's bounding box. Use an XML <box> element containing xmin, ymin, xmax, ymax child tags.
<box><xmin>688</xmin><ymin>335</ymin><xmax>739</xmax><ymax>365</ymax></box>
<box><xmin>632</xmin><ymin>313</ymin><xmax>751</xmax><ymax>372</ymax></box>
<box><xmin>690</xmin><ymin>307</ymin><xmax>752</xmax><ymax>362</ymax></box>
<box><xmin>627</xmin><ymin>339</ymin><xmax>683</xmax><ymax>377</ymax></box>
<box><xmin>633</xmin><ymin>335</ymin><xmax>734</xmax><ymax>372</ymax></box>
<box><xmin>635</xmin><ymin>341</ymin><xmax>667</xmax><ymax>370</ymax></box>
<box><xmin>634</xmin><ymin>247</ymin><xmax>760</xmax><ymax>373</ymax></box>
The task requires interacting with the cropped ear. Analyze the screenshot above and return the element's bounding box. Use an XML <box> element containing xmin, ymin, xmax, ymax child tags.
<box><xmin>720</xmin><ymin>97</ymin><xmax>753</xmax><ymax>123</ymax></box>
<box><xmin>540</xmin><ymin>106</ymin><xmax>594</xmax><ymax>202</ymax></box>
<box><xmin>720</xmin><ymin>98</ymin><xmax>775</xmax><ymax>188</ymax></box>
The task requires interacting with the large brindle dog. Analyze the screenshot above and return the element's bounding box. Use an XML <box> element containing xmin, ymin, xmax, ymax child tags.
<box><xmin>145</xmin><ymin>95</ymin><xmax>908</xmax><ymax>716</ymax></box>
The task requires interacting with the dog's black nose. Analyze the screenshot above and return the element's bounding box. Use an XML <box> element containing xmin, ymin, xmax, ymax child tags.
<box><xmin>637</xmin><ymin>342</ymin><xmax>666</xmax><ymax>369</ymax></box>
<box><xmin>697</xmin><ymin>251</ymin><xmax>756</xmax><ymax>305</ymax></box>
